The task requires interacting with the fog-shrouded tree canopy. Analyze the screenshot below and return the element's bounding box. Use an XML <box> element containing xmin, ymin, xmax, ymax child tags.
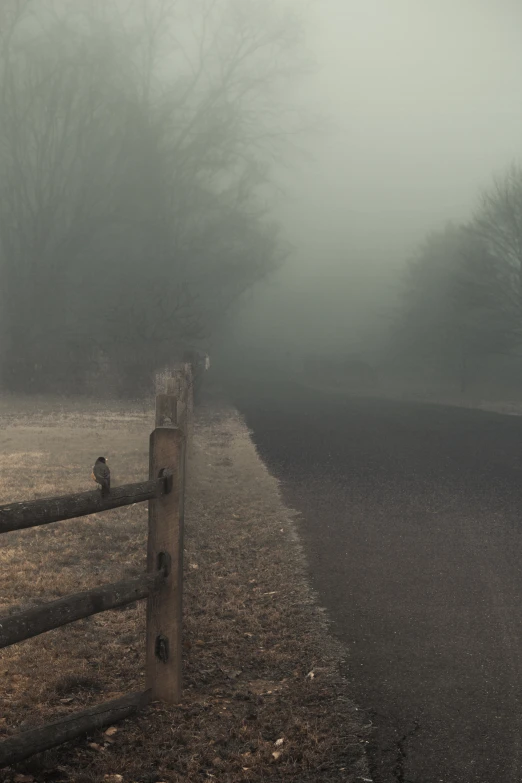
<box><xmin>0</xmin><ymin>0</ymin><xmax>305</xmax><ymax>394</ymax></box>
<box><xmin>389</xmin><ymin>164</ymin><xmax>522</xmax><ymax>393</ymax></box>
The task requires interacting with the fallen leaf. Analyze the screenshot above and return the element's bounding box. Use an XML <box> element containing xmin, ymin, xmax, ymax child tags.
<box><xmin>190</xmin><ymin>563</ymin><xmax>199</xmax><ymax>569</ymax></box>
<box><xmin>59</xmin><ymin>697</ymin><xmax>74</xmax><ymax>704</ymax></box>
<box><xmin>274</xmin><ymin>738</ymin><xmax>284</xmax><ymax>747</ymax></box>
<box><xmin>104</xmin><ymin>726</ymin><xmax>118</xmax><ymax>737</ymax></box>
<box><xmin>306</xmin><ymin>671</ymin><xmax>315</xmax><ymax>680</ymax></box>
<box><xmin>88</xmin><ymin>742</ymin><xmax>105</xmax><ymax>752</ymax></box>
<box><xmin>272</xmin><ymin>751</ymin><xmax>282</xmax><ymax>761</ymax></box>
<box><xmin>103</xmin><ymin>776</ymin><xmax>123</xmax><ymax>783</ymax></box>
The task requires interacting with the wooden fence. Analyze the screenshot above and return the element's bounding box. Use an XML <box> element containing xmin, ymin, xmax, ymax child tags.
<box><xmin>0</xmin><ymin>366</ymin><xmax>193</xmax><ymax>768</ymax></box>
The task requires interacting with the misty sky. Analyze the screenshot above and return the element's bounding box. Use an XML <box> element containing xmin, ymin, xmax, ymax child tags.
<box><xmin>233</xmin><ymin>0</ymin><xmax>522</xmax><ymax>356</ymax></box>
<box><xmin>282</xmin><ymin>0</ymin><xmax>522</xmax><ymax>268</ymax></box>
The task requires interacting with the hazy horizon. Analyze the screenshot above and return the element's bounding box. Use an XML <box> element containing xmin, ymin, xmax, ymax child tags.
<box><xmin>227</xmin><ymin>0</ymin><xmax>522</xmax><ymax>363</ymax></box>
<box><xmin>283</xmin><ymin>0</ymin><xmax>522</xmax><ymax>267</ymax></box>
<box><xmin>1</xmin><ymin>0</ymin><xmax>522</xmax><ymax>392</ymax></box>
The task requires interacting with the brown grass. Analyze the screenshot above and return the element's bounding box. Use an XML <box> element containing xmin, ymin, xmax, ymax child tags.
<box><xmin>0</xmin><ymin>396</ymin><xmax>369</xmax><ymax>783</ymax></box>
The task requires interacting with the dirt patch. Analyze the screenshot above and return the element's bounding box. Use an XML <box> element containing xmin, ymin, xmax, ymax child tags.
<box><xmin>0</xmin><ymin>398</ymin><xmax>369</xmax><ymax>783</ymax></box>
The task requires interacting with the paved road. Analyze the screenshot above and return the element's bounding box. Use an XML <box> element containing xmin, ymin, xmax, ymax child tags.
<box><xmin>232</xmin><ymin>380</ymin><xmax>522</xmax><ymax>783</ymax></box>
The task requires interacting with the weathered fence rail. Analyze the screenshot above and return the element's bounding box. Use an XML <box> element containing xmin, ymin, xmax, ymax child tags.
<box><xmin>0</xmin><ymin>692</ymin><xmax>151</xmax><ymax>768</ymax></box>
<box><xmin>0</xmin><ymin>367</ymin><xmax>193</xmax><ymax>769</ymax></box>
<box><xmin>0</xmin><ymin>476</ymin><xmax>170</xmax><ymax>535</ymax></box>
<box><xmin>0</xmin><ymin>571</ymin><xmax>166</xmax><ymax>649</ymax></box>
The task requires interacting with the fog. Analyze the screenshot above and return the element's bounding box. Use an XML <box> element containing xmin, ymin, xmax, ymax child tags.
<box><xmin>1</xmin><ymin>0</ymin><xmax>522</xmax><ymax>398</ymax></box>
<box><xmin>226</xmin><ymin>0</ymin><xmax>522</xmax><ymax>394</ymax></box>
<box><xmin>296</xmin><ymin>0</ymin><xmax>522</xmax><ymax>254</ymax></box>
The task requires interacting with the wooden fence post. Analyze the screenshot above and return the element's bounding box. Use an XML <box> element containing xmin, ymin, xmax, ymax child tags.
<box><xmin>185</xmin><ymin>362</ymin><xmax>194</xmax><ymax>422</ymax></box>
<box><xmin>181</xmin><ymin>362</ymin><xmax>194</xmax><ymax>452</ymax></box>
<box><xmin>173</xmin><ymin>370</ymin><xmax>185</xmax><ymax>437</ymax></box>
<box><xmin>146</xmin><ymin>426</ymin><xmax>185</xmax><ymax>703</ymax></box>
<box><xmin>166</xmin><ymin>372</ymin><xmax>181</xmax><ymax>397</ymax></box>
<box><xmin>155</xmin><ymin>393</ymin><xmax>178</xmax><ymax>428</ymax></box>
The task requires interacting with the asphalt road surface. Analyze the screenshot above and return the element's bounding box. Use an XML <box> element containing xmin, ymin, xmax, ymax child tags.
<box><xmin>232</xmin><ymin>379</ymin><xmax>522</xmax><ymax>783</ymax></box>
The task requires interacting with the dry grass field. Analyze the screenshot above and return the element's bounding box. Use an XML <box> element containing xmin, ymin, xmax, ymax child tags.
<box><xmin>0</xmin><ymin>394</ymin><xmax>369</xmax><ymax>783</ymax></box>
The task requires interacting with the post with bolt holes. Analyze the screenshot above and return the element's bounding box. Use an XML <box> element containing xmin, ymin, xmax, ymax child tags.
<box><xmin>146</xmin><ymin>426</ymin><xmax>185</xmax><ymax>703</ymax></box>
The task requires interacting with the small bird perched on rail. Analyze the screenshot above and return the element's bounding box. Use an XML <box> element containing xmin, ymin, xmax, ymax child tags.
<box><xmin>92</xmin><ymin>457</ymin><xmax>110</xmax><ymax>496</ymax></box>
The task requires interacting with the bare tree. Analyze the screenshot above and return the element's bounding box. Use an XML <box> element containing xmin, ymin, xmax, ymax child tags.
<box><xmin>0</xmin><ymin>5</ymin><xmax>141</xmax><ymax>379</ymax></box>
<box><xmin>0</xmin><ymin>0</ymin><xmax>310</xmax><ymax>392</ymax></box>
<box><xmin>394</xmin><ymin>222</ymin><xmax>521</xmax><ymax>392</ymax></box>
<box><xmin>472</xmin><ymin>162</ymin><xmax>522</xmax><ymax>307</ymax></box>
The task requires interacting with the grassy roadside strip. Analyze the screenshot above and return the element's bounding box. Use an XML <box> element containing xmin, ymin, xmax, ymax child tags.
<box><xmin>1</xmin><ymin>400</ymin><xmax>370</xmax><ymax>783</ymax></box>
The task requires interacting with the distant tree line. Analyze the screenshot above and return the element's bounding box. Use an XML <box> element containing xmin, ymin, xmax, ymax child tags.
<box><xmin>391</xmin><ymin>163</ymin><xmax>522</xmax><ymax>393</ymax></box>
<box><xmin>0</xmin><ymin>0</ymin><xmax>306</xmax><ymax>395</ymax></box>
